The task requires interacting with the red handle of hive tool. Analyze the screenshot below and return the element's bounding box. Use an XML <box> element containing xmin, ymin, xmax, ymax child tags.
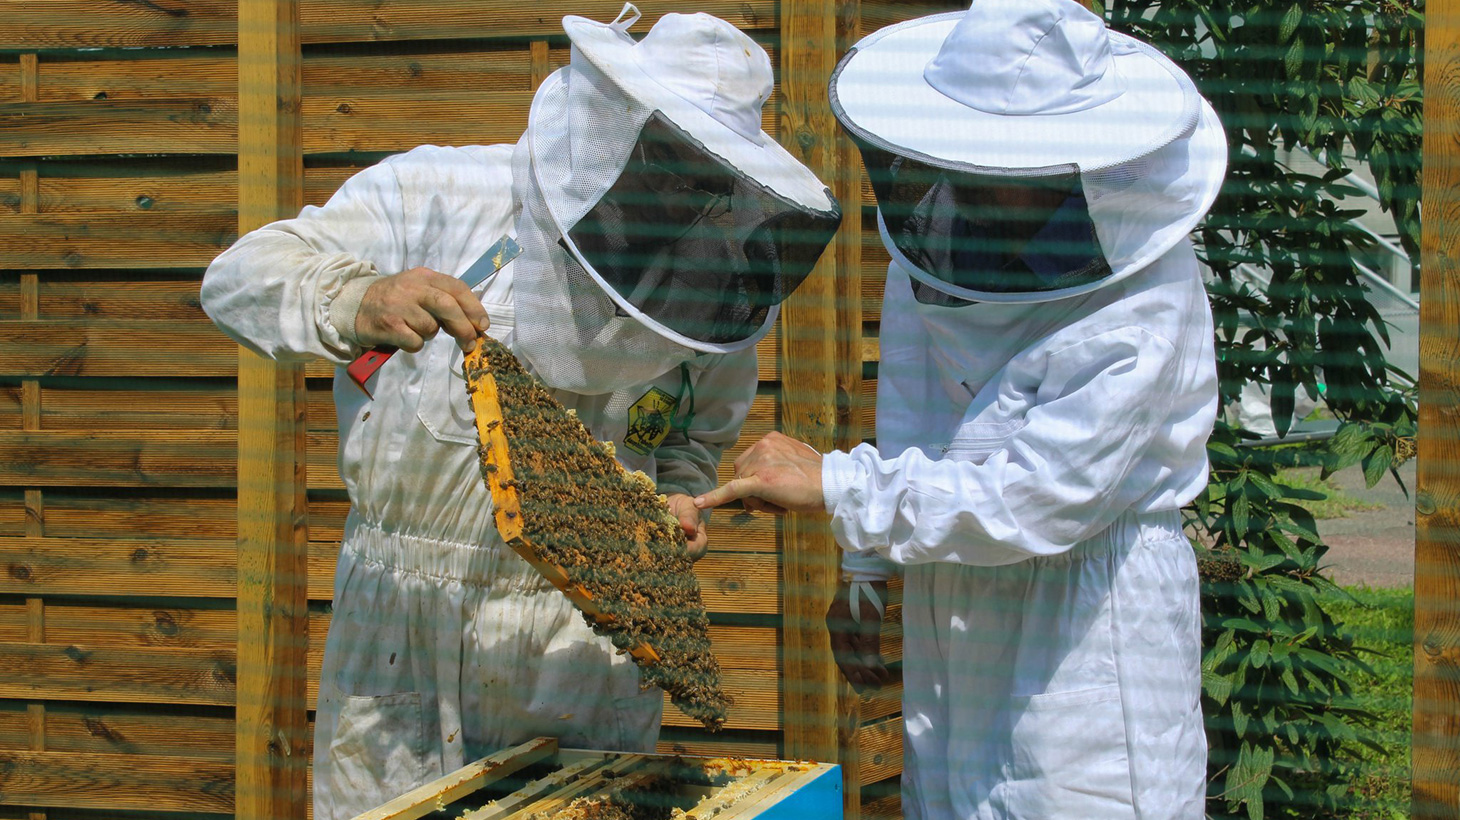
<box><xmin>347</xmin><ymin>346</ymin><xmax>397</xmax><ymax>397</ymax></box>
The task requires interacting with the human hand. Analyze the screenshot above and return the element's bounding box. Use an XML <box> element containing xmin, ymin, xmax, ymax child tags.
<box><xmin>665</xmin><ymin>493</ymin><xmax>709</xmax><ymax>561</ymax></box>
<box><xmin>825</xmin><ymin>580</ymin><xmax>891</xmax><ymax>693</ymax></box>
<box><xmin>693</xmin><ymin>431</ymin><xmax>825</xmax><ymax>515</ymax></box>
<box><xmin>355</xmin><ymin>267</ymin><xmax>490</xmax><ymax>353</ymax></box>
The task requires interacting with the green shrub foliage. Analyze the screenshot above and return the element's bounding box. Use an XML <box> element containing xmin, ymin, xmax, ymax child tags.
<box><xmin>1101</xmin><ymin>1</ymin><xmax>1422</xmax><ymax>817</ymax></box>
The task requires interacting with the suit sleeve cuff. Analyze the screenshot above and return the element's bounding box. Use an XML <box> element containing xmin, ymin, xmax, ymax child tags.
<box><xmin>326</xmin><ymin>270</ymin><xmax>384</xmax><ymax>347</ymax></box>
<box><xmin>821</xmin><ymin>449</ymin><xmax>859</xmax><ymax>516</ymax></box>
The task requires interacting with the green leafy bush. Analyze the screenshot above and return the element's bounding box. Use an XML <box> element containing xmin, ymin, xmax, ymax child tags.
<box><xmin>1102</xmin><ymin>1</ymin><xmax>1422</xmax><ymax>817</ymax></box>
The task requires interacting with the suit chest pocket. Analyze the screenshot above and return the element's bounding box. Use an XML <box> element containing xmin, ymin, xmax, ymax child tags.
<box><xmin>413</xmin><ymin>335</ymin><xmax>477</xmax><ymax>446</ymax></box>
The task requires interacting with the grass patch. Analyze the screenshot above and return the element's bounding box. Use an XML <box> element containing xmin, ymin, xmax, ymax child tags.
<box><xmin>1275</xmin><ymin>469</ymin><xmax>1386</xmax><ymax>519</ymax></box>
<box><xmin>1321</xmin><ymin>585</ymin><xmax>1414</xmax><ymax>819</ymax></box>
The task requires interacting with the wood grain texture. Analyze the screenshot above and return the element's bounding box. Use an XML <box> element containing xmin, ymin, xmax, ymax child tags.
<box><xmin>0</xmin><ymin>430</ymin><xmax>237</xmax><ymax>487</ymax></box>
<box><xmin>0</xmin><ymin>702</ymin><xmax>236</xmax><ymax>762</ymax></box>
<box><xmin>854</xmin><ymin>714</ymin><xmax>902</xmax><ymax>786</ymax></box>
<box><xmin>0</xmin><ymin>749</ymin><xmax>233</xmax><ymax>813</ymax></box>
<box><xmin>1416</xmin><ymin>0</ymin><xmax>1460</xmax><ymax>814</ymax></box>
<box><xmin>234</xmin><ymin>1</ymin><xmax>310</xmax><ymax>818</ymax></box>
<box><xmin>0</xmin><ymin>642</ymin><xmax>237</xmax><ymax>705</ymax></box>
<box><xmin>777</xmin><ymin>0</ymin><xmax>844</xmax><ymax>768</ymax></box>
<box><xmin>0</xmin><ymin>1</ymin><xmax>777</xmax><ymax>49</ymax></box>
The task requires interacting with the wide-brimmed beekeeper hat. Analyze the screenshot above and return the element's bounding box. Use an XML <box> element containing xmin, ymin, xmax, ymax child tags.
<box><xmin>562</xmin><ymin>4</ymin><xmax>835</xmax><ymax>215</ymax></box>
<box><xmin>829</xmin><ymin>0</ymin><xmax>1227</xmax><ymax>303</ymax></box>
<box><xmin>510</xmin><ymin>3</ymin><xmax>839</xmax><ymax>393</ymax></box>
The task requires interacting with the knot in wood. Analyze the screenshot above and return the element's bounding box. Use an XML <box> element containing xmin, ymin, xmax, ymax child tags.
<box><xmin>7</xmin><ymin>564</ymin><xmax>31</xmax><ymax>581</ymax></box>
<box><xmin>153</xmin><ymin>611</ymin><xmax>179</xmax><ymax>637</ymax></box>
<box><xmin>1415</xmin><ymin>490</ymin><xmax>1437</xmax><ymax>516</ymax></box>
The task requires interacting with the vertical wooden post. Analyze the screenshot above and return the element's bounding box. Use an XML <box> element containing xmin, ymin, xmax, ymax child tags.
<box><xmin>530</xmin><ymin>40</ymin><xmax>551</xmax><ymax>91</ymax></box>
<box><xmin>778</xmin><ymin>0</ymin><xmax>842</xmax><ymax>766</ymax></box>
<box><xmin>829</xmin><ymin>0</ymin><xmax>866</xmax><ymax>815</ymax></box>
<box><xmin>236</xmin><ymin>1</ymin><xmax>309</xmax><ymax>819</ymax></box>
<box><xmin>18</xmin><ymin>53</ymin><xmax>46</xmax><ymax>820</ymax></box>
<box><xmin>1416</xmin><ymin>0</ymin><xmax>1460</xmax><ymax>814</ymax></box>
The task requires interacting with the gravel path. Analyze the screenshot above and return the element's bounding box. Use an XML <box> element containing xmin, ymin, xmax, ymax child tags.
<box><xmin>1310</xmin><ymin>459</ymin><xmax>1417</xmax><ymax>589</ymax></box>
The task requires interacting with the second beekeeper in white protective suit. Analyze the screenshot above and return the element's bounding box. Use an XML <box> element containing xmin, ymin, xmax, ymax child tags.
<box><xmin>200</xmin><ymin>6</ymin><xmax>839</xmax><ymax>819</ymax></box>
<box><xmin>696</xmin><ymin>0</ymin><xmax>1226</xmax><ymax>817</ymax></box>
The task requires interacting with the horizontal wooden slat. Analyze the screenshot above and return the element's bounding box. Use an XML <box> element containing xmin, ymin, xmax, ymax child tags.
<box><xmin>861</xmin><ymin>377</ymin><xmax>877</xmax><ymax>435</ymax></box>
<box><xmin>297</xmin><ymin>0</ymin><xmax>779</xmax><ymax>43</ymax></box>
<box><xmin>702</xmin><ymin>505</ymin><xmax>777</xmax><ymax>554</ymax></box>
<box><xmin>0</xmin><ymin>495</ymin><xmax>24</xmax><ymax>538</ymax></box>
<box><xmin>37</xmin><ymin>386</ymin><xmax>237</xmax><ymax>431</ymax></box>
<box><xmin>0</xmin><ymin>642</ymin><xmax>235</xmax><ymax>706</ymax></box>
<box><xmin>0</xmin><ymin>176</ymin><xmax>19</xmax><ymax>213</ymax></box>
<box><xmin>0</xmin><ymin>749</ymin><xmax>233</xmax><ymax>813</ymax></box>
<box><xmin>18</xmin><ymin>601</ymin><xmax>774</xmax><ymax>672</ymax></box>
<box><xmin>694</xmin><ymin>552</ymin><xmax>779</xmax><ymax>615</ymax></box>
<box><xmin>0</xmin><ymin>384</ymin><xmax>18</xmax><ymax>431</ymax></box>
<box><xmin>2</xmin><ymin>535</ymin><xmax>776</xmax><ymax>615</ymax></box>
<box><xmin>654</xmin><ymin>731</ymin><xmax>779</xmax><ymax>759</ymax></box>
<box><xmin>0</xmin><ymin>430</ymin><xmax>235</xmax><ymax>487</ymax></box>
<box><xmin>0</xmin><ymin>214</ymin><xmax>233</xmax><ymax>267</ymax></box>
<box><xmin>23</xmin><ymin>492</ymin><xmax>237</xmax><ymax>540</ymax></box>
<box><xmin>25</xmin><ymin>49</ymin><xmax>577</xmax><ymax>103</ymax></box>
<box><xmin>0</xmin><ymin>701</ymin><xmax>235</xmax><ymax>762</ymax></box>
<box><xmin>300</xmin><ymin>94</ymin><xmax>530</xmax><ymax>154</ymax></box>
<box><xmin>0</xmin><ymin>702</ymin><xmax>784</xmax><ymax>770</ymax></box>
<box><xmin>0</xmin><ymin>320</ymin><xmax>229</xmax><ymax>379</ymax></box>
<box><xmin>661</xmin><ymin>668</ymin><xmax>778</xmax><ymax>731</ymax></box>
<box><xmin>0</xmin><ymin>98</ymin><xmax>237</xmax><ymax>158</ymax></box>
<box><xmin>0</xmin><ymin>0</ymin><xmax>236</xmax><ymax>49</ymax></box>
<box><xmin>0</xmin><ymin>279</ymin><xmax>207</xmax><ymax>321</ymax></box>
<box><xmin>36</xmin><ymin>173</ymin><xmax>235</xmax><ymax>215</ymax></box>
<box><xmin>862</xmin><ymin>227</ymin><xmax>890</xmax><ymax>321</ymax></box>
<box><xmin>856</xmin><ymin>714</ymin><xmax>903</xmax><ymax>786</ymax></box>
<box><xmin>0</xmin><ymin>537</ymin><xmax>237</xmax><ymax>597</ymax></box>
<box><xmin>1</xmin><ymin>1</ymin><xmax>778</xmax><ymax>50</ymax></box>
<box><xmin>858</xmin><ymin>681</ymin><xmax>903</xmax><ymax>725</ymax></box>
<box><xmin>0</xmin><ymin>602</ymin><xmax>23</xmax><ymax>642</ymax></box>
<box><xmin>1</xmin><ymin>650</ymin><xmax>777</xmax><ymax>731</ymax></box>
<box><xmin>43</xmin><ymin>603</ymin><xmax>238</xmax><ymax>651</ymax></box>
<box><xmin>34</xmin><ymin>56</ymin><xmax>236</xmax><ymax>103</ymax></box>
<box><xmin>861</xmin><ymin>786</ymin><xmax>902</xmax><ymax>820</ymax></box>
<box><xmin>316</xmin><ymin>544</ymin><xmax>778</xmax><ymax>611</ymax></box>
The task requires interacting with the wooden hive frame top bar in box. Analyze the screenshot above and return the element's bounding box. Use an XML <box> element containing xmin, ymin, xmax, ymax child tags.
<box><xmin>463</xmin><ymin>337</ymin><xmax>732</xmax><ymax>730</ymax></box>
<box><xmin>350</xmin><ymin>737</ymin><xmax>843</xmax><ymax>820</ymax></box>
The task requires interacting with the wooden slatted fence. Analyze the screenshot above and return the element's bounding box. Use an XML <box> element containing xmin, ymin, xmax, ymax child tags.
<box><xmin>0</xmin><ymin>1</ymin><xmax>904</xmax><ymax>818</ymax></box>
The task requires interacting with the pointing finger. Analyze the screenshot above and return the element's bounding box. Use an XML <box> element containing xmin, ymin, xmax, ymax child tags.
<box><xmin>694</xmin><ymin>477</ymin><xmax>757</xmax><ymax>510</ymax></box>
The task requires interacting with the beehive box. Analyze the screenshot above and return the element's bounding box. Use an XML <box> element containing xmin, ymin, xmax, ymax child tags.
<box><xmin>350</xmin><ymin>737</ymin><xmax>842</xmax><ymax>820</ymax></box>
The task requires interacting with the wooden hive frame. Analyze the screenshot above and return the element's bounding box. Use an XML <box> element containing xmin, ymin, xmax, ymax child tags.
<box><xmin>463</xmin><ymin>341</ymin><xmax>662</xmax><ymax>666</ymax></box>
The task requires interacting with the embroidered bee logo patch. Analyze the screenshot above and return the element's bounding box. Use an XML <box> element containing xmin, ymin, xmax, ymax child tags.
<box><xmin>623</xmin><ymin>386</ymin><xmax>680</xmax><ymax>456</ymax></box>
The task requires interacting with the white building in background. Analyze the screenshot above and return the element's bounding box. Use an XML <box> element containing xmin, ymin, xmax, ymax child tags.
<box><xmin>1219</xmin><ymin>147</ymin><xmax>1418</xmax><ymax>439</ymax></box>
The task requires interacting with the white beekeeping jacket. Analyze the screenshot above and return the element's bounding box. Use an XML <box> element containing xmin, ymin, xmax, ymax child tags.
<box><xmin>826</xmin><ymin>241</ymin><xmax>1218</xmax><ymax>572</ymax></box>
<box><xmin>202</xmin><ymin>143</ymin><xmax>757</xmax><ymax>530</ymax></box>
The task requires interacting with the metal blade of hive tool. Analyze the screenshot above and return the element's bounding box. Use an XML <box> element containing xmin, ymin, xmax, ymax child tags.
<box><xmin>346</xmin><ymin>235</ymin><xmax>522</xmax><ymax>397</ymax></box>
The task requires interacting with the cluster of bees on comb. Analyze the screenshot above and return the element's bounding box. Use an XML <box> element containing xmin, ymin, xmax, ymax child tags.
<box><xmin>465</xmin><ymin>337</ymin><xmax>732</xmax><ymax>731</ymax></box>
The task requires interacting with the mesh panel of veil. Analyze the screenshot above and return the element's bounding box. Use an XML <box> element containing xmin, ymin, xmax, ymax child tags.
<box><xmin>856</xmin><ymin>135</ymin><xmax>1113</xmax><ymax>299</ymax></box>
<box><xmin>566</xmin><ymin>112</ymin><xmax>840</xmax><ymax>344</ymax></box>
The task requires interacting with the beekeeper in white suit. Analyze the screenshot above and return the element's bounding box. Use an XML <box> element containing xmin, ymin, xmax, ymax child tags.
<box><xmin>201</xmin><ymin>6</ymin><xmax>839</xmax><ymax>818</ymax></box>
<box><xmin>697</xmin><ymin>0</ymin><xmax>1225</xmax><ymax>817</ymax></box>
